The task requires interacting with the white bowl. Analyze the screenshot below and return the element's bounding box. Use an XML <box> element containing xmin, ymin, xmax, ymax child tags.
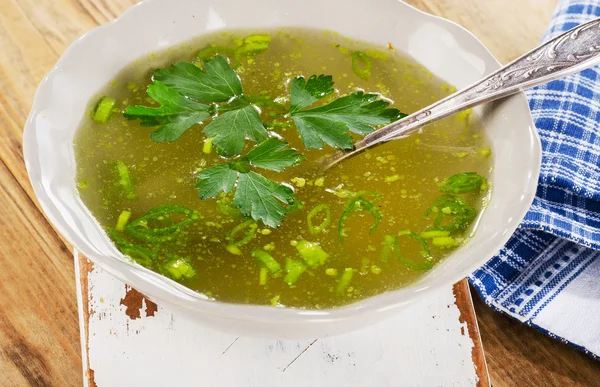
<box><xmin>23</xmin><ymin>0</ymin><xmax>540</xmax><ymax>338</ymax></box>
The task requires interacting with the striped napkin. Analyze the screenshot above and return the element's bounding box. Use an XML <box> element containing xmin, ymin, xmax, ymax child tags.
<box><xmin>470</xmin><ymin>0</ymin><xmax>600</xmax><ymax>359</ymax></box>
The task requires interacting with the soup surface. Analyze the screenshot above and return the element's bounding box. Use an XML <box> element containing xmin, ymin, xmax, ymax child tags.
<box><xmin>74</xmin><ymin>28</ymin><xmax>492</xmax><ymax>309</ymax></box>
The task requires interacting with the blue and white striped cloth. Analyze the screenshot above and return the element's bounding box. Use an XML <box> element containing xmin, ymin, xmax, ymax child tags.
<box><xmin>470</xmin><ymin>0</ymin><xmax>600</xmax><ymax>358</ymax></box>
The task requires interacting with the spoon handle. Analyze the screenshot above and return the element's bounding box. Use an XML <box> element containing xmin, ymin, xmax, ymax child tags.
<box><xmin>324</xmin><ymin>17</ymin><xmax>600</xmax><ymax>168</ymax></box>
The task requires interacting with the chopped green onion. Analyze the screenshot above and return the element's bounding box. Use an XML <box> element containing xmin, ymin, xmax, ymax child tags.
<box><xmin>252</xmin><ymin>250</ymin><xmax>282</xmax><ymax>276</ymax></box>
<box><xmin>107</xmin><ymin>228</ymin><xmax>156</xmax><ymax>267</ymax></box>
<box><xmin>352</xmin><ymin>51</ymin><xmax>372</xmax><ymax>80</ymax></box>
<box><xmin>203</xmin><ymin>138</ymin><xmax>214</xmax><ymax>154</ymax></box>
<box><xmin>115</xmin><ymin>210</ymin><xmax>131</xmax><ymax>231</ymax></box>
<box><xmin>307</xmin><ymin>204</ymin><xmax>331</xmax><ymax>234</ymax></box>
<box><xmin>226</xmin><ymin>244</ymin><xmax>243</xmax><ymax>255</ymax></box>
<box><xmin>196</xmin><ymin>35</ymin><xmax>271</xmax><ymax>68</ymax></box>
<box><xmin>93</xmin><ymin>97</ymin><xmax>116</xmax><ymax>123</ymax></box>
<box><xmin>439</xmin><ymin>172</ymin><xmax>484</xmax><ymax>194</ymax></box>
<box><xmin>296</xmin><ymin>240</ymin><xmax>329</xmax><ymax>268</ymax></box>
<box><xmin>336</xmin><ymin>268</ymin><xmax>355</xmax><ymax>295</ymax></box>
<box><xmin>227</xmin><ymin>220</ymin><xmax>257</xmax><ymax>246</ymax></box>
<box><xmin>244</xmin><ymin>34</ymin><xmax>272</xmax><ymax>44</ymax></box>
<box><xmin>120</xmin><ymin>246</ymin><xmax>153</xmax><ymax>267</ymax></box>
<box><xmin>270</xmin><ymin>295</ymin><xmax>280</xmax><ymax>306</ymax></box>
<box><xmin>370</xmin><ymin>265</ymin><xmax>382</xmax><ymax>274</ymax></box>
<box><xmin>237</xmin><ymin>34</ymin><xmax>271</xmax><ymax>56</ymax></box>
<box><xmin>259</xmin><ymin>267</ymin><xmax>269</xmax><ymax>285</ymax></box>
<box><xmin>125</xmin><ymin>204</ymin><xmax>199</xmax><ymax>242</ymax></box>
<box><xmin>163</xmin><ymin>258</ymin><xmax>196</xmax><ymax>280</ymax></box>
<box><xmin>197</xmin><ymin>45</ymin><xmax>236</xmax><ymax>61</ymax></box>
<box><xmin>432</xmin><ymin>236</ymin><xmax>461</xmax><ymax>248</ymax></box>
<box><xmin>379</xmin><ymin>234</ymin><xmax>395</xmax><ymax>263</ymax></box>
<box><xmin>477</xmin><ymin>148</ymin><xmax>491</xmax><ymax>157</ymax></box>
<box><xmin>284</xmin><ymin>258</ymin><xmax>307</xmax><ymax>285</ymax></box>
<box><xmin>359</xmin><ymin>257</ymin><xmax>370</xmax><ymax>275</ymax></box>
<box><xmin>115</xmin><ymin>161</ymin><xmax>137</xmax><ymax>200</ymax></box>
<box><xmin>354</xmin><ymin>191</ymin><xmax>381</xmax><ymax>202</ymax></box>
<box><xmin>419</xmin><ymin>230</ymin><xmax>451</xmax><ymax>239</ymax></box>
<box><xmin>237</xmin><ymin>43</ymin><xmax>268</xmax><ymax>56</ymax></box>
<box><xmin>395</xmin><ymin>231</ymin><xmax>433</xmax><ymax>270</ymax></box>
<box><xmin>325</xmin><ymin>268</ymin><xmax>338</xmax><ymax>276</ymax></box>
<box><xmin>425</xmin><ymin>194</ymin><xmax>476</xmax><ymax>232</ymax></box>
<box><xmin>338</xmin><ymin>196</ymin><xmax>382</xmax><ymax>242</ymax></box>
<box><xmin>291</xmin><ymin>177</ymin><xmax>306</xmax><ymax>187</ymax></box>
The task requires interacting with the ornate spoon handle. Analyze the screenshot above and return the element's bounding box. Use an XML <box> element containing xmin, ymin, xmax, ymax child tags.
<box><xmin>323</xmin><ymin>17</ymin><xmax>600</xmax><ymax>169</ymax></box>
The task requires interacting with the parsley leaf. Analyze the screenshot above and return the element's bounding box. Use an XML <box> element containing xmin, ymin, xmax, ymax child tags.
<box><xmin>124</xmin><ymin>82</ymin><xmax>212</xmax><ymax>142</ymax></box>
<box><xmin>195</xmin><ymin>164</ymin><xmax>238</xmax><ymax>199</ymax></box>
<box><xmin>291</xmin><ymin>116</ymin><xmax>353</xmax><ymax>150</ymax></box>
<box><xmin>154</xmin><ymin>56</ymin><xmax>271</xmax><ymax>156</ymax></box>
<box><xmin>154</xmin><ymin>57</ymin><xmax>242</xmax><ymax>102</ymax></box>
<box><xmin>243</xmin><ymin>137</ymin><xmax>306</xmax><ymax>171</ymax></box>
<box><xmin>126</xmin><ymin>56</ymin><xmax>270</xmax><ymax>154</ymax></box>
<box><xmin>196</xmin><ymin>138</ymin><xmax>303</xmax><ymax>227</ymax></box>
<box><xmin>203</xmin><ymin>105</ymin><xmax>268</xmax><ymax>157</ymax></box>
<box><xmin>234</xmin><ymin>171</ymin><xmax>295</xmax><ymax>228</ymax></box>
<box><xmin>289</xmin><ymin>75</ymin><xmax>334</xmax><ymax>113</ymax></box>
<box><xmin>295</xmin><ymin>92</ymin><xmax>405</xmax><ymax>135</ymax></box>
<box><xmin>289</xmin><ymin>75</ymin><xmax>405</xmax><ymax>150</ymax></box>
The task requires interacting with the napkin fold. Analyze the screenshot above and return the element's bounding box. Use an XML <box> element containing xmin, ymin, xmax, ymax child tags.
<box><xmin>470</xmin><ymin>0</ymin><xmax>600</xmax><ymax>359</ymax></box>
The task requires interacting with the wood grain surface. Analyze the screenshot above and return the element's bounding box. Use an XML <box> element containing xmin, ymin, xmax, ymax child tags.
<box><xmin>0</xmin><ymin>0</ymin><xmax>598</xmax><ymax>386</ymax></box>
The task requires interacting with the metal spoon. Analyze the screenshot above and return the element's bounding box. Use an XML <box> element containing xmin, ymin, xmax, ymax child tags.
<box><xmin>322</xmin><ymin>17</ymin><xmax>600</xmax><ymax>169</ymax></box>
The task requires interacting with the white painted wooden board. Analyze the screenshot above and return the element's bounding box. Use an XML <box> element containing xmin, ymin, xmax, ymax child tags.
<box><xmin>76</xmin><ymin>252</ymin><xmax>489</xmax><ymax>387</ymax></box>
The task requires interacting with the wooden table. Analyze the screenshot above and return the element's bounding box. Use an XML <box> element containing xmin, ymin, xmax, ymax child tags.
<box><xmin>1</xmin><ymin>1</ymin><xmax>600</xmax><ymax>386</ymax></box>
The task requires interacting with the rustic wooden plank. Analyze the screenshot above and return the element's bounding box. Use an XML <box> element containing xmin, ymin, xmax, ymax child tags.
<box><xmin>453</xmin><ymin>281</ymin><xmax>490</xmax><ymax>386</ymax></box>
<box><xmin>472</xmin><ymin>294</ymin><xmax>600</xmax><ymax>387</ymax></box>
<box><xmin>0</xmin><ymin>0</ymin><xmax>136</xmax><ymax>201</ymax></box>
<box><xmin>78</xmin><ymin>255</ymin><xmax>486</xmax><ymax>387</ymax></box>
<box><xmin>0</xmin><ymin>160</ymin><xmax>80</xmax><ymax>387</ymax></box>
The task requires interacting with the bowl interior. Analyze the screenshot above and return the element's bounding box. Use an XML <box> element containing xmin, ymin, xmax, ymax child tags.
<box><xmin>24</xmin><ymin>0</ymin><xmax>540</xmax><ymax>326</ymax></box>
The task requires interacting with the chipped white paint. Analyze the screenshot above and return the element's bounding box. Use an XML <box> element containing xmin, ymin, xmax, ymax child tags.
<box><xmin>77</xmin><ymin>256</ymin><xmax>482</xmax><ymax>387</ymax></box>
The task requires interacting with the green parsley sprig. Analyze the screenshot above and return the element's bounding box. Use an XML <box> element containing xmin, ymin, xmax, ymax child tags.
<box><xmin>196</xmin><ymin>138</ymin><xmax>305</xmax><ymax>227</ymax></box>
<box><xmin>123</xmin><ymin>42</ymin><xmax>406</xmax><ymax>228</ymax></box>
<box><xmin>125</xmin><ymin>55</ymin><xmax>267</xmax><ymax>156</ymax></box>
<box><xmin>288</xmin><ymin>75</ymin><xmax>406</xmax><ymax>150</ymax></box>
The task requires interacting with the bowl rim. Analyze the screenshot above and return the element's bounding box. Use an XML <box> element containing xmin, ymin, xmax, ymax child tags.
<box><xmin>23</xmin><ymin>0</ymin><xmax>541</xmax><ymax>325</ymax></box>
